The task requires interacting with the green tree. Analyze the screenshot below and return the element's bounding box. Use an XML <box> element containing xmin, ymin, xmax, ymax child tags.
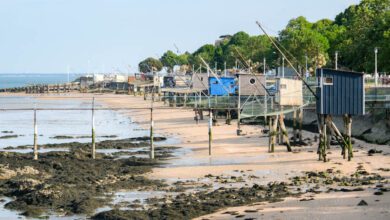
<box><xmin>334</xmin><ymin>0</ymin><xmax>390</xmax><ymax>72</ymax></box>
<box><xmin>138</xmin><ymin>57</ymin><xmax>163</xmax><ymax>73</ymax></box>
<box><xmin>279</xmin><ymin>16</ymin><xmax>330</xmax><ymax>69</ymax></box>
<box><xmin>160</xmin><ymin>50</ymin><xmax>180</xmax><ymax>72</ymax></box>
<box><xmin>188</xmin><ymin>44</ymin><xmax>216</xmax><ymax>70</ymax></box>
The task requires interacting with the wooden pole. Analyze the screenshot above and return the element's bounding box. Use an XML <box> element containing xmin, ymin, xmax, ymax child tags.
<box><xmin>321</xmin><ymin>115</ymin><xmax>327</xmax><ymax>162</ymax></box>
<box><xmin>271</xmin><ymin>115</ymin><xmax>278</xmax><ymax>152</ymax></box>
<box><xmin>184</xmin><ymin>93</ymin><xmax>187</xmax><ymax>107</ymax></box>
<box><xmin>347</xmin><ymin>114</ymin><xmax>353</xmax><ymax>161</ymax></box>
<box><xmin>317</xmin><ymin>114</ymin><xmax>323</xmax><ymax>161</ymax></box>
<box><xmin>298</xmin><ymin>108</ymin><xmax>303</xmax><ymax>143</ymax></box>
<box><xmin>92</xmin><ymin>97</ymin><xmax>96</xmax><ymax>159</ymax></box>
<box><xmin>268</xmin><ymin>116</ymin><xmax>272</xmax><ymax>153</ymax></box>
<box><xmin>150</xmin><ymin>108</ymin><xmax>154</xmax><ymax>159</ymax></box>
<box><xmin>208</xmin><ymin>109</ymin><xmax>213</xmax><ymax>156</ymax></box>
<box><xmin>33</xmin><ymin>109</ymin><xmax>38</xmax><ymax>160</ymax></box>
<box><xmin>293</xmin><ymin>110</ymin><xmax>297</xmax><ymax>145</ymax></box>
<box><xmin>237</xmin><ymin>76</ymin><xmax>242</xmax><ymax>135</ymax></box>
<box><xmin>278</xmin><ymin>115</ymin><xmax>292</xmax><ymax>152</ymax></box>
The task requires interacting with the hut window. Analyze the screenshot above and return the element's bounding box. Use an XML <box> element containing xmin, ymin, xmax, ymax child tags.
<box><xmin>280</xmin><ymin>84</ymin><xmax>287</xmax><ymax>89</ymax></box>
<box><xmin>250</xmin><ymin>78</ymin><xmax>256</xmax><ymax>84</ymax></box>
<box><xmin>323</xmin><ymin>77</ymin><xmax>333</xmax><ymax>85</ymax></box>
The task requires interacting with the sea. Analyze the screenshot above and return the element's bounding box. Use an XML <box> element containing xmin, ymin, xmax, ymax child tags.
<box><xmin>0</xmin><ymin>73</ymin><xmax>82</xmax><ymax>89</ymax></box>
<box><xmin>0</xmin><ymin>74</ymin><xmax>180</xmax><ymax>219</ymax></box>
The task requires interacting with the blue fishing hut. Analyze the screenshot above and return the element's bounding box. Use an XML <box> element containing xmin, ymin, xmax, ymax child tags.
<box><xmin>208</xmin><ymin>77</ymin><xmax>236</xmax><ymax>96</ymax></box>
<box><xmin>315</xmin><ymin>68</ymin><xmax>365</xmax><ymax>162</ymax></box>
<box><xmin>316</xmin><ymin>68</ymin><xmax>365</xmax><ymax>115</ymax></box>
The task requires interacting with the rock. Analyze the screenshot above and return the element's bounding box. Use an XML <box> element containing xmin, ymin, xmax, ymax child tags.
<box><xmin>357</xmin><ymin>200</ymin><xmax>368</xmax><ymax>206</ymax></box>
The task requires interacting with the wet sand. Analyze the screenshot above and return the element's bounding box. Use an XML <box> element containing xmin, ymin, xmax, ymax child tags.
<box><xmin>1</xmin><ymin>93</ymin><xmax>389</xmax><ymax>219</ymax></box>
<box><xmin>99</xmin><ymin>94</ymin><xmax>390</xmax><ymax>219</ymax></box>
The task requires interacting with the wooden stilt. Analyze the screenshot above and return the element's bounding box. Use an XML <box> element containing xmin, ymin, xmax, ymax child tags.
<box><xmin>317</xmin><ymin>114</ymin><xmax>323</xmax><ymax>161</ymax></box>
<box><xmin>298</xmin><ymin>108</ymin><xmax>303</xmax><ymax>143</ymax></box>
<box><xmin>272</xmin><ymin>115</ymin><xmax>278</xmax><ymax>152</ymax></box>
<box><xmin>321</xmin><ymin>115</ymin><xmax>327</xmax><ymax>162</ymax></box>
<box><xmin>278</xmin><ymin>115</ymin><xmax>292</xmax><ymax>152</ymax></box>
<box><xmin>183</xmin><ymin>93</ymin><xmax>187</xmax><ymax>107</ymax></box>
<box><xmin>293</xmin><ymin>110</ymin><xmax>297</xmax><ymax>145</ymax></box>
<box><xmin>325</xmin><ymin>115</ymin><xmax>331</xmax><ymax>150</ymax></box>
<box><xmin>226</xmin><ymin>110</ymin><xmax>231</xmax><ymax>125</ymax></box>
<box><xmin>33</xmin><ymin>109</ymin><xmax>38</xmax><ymax>160</ymax></box>
<box><xmin>91</xmin><ymin>97</ymin><xmax>96</xmax><ymax>159</ymax></box>
<box><xmin>268</xmin><ymin>117</ymin><xmax>272</xmax><ymax>153</ymax></box>
<box><xmin>208</xmin><ymin>109</ymin><xmax>212</xmax><ymax>156</ymax></box>
<box><xmin>150</xmin><ymin>108</ymin><xmax>154</xmax><ymax>159</ymax></box>
<box><xmin>346</xmin><ymin>114</ymin><xmax>353</xmax><ymax>161</ymax></box>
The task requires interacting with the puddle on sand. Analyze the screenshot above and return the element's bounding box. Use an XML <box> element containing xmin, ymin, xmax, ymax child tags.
<box><xmin>163</xmin><ymin>151</ymin><xmax>269</xmax><ymax>168</ymax></box>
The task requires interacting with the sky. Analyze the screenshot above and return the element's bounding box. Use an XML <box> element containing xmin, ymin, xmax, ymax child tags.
<box><xmin>0</xmin><ymin>0</ymin><xmax>361</xmax><ymax>74</ymax></box>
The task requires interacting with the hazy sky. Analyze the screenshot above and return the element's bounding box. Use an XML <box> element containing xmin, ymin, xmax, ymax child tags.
<box><xmin>0</xmin><ymin>0</ymin><xmax>361</xmax><ymax>73</ymax></box>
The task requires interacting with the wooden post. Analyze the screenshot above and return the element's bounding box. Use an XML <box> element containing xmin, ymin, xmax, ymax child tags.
<box><xmin>237</xmin><ymin>77</ymin><xmax>242</xmax><ymax>135</ymax></box>
<box><xmin>278</xmin><ymin>113</ymin><xmax>283</xmax><ymax>144</ymax></box>
<box><xmin>183</xmin><ymin>93</ymin><xmax>187</xmax><ymax>107</ymax></box>
<box><xmin>298</xmin><ymin>108</ymin><xmax>303</xmax><ymax>143</ymax></box>
<box><xmin>271</xmin><ymin>116</ymin><xmax>278</xmax><ymax>152</ymax></box>
<box><xmin>317</xmin><ymin>114</ymin><xmax>323</xmax><ymax>161</ymax></box>
<box><xmin>208</xmin><ymin>109</ymin><xmax>212</xmax><ymax>156</ymax></box>
<box><xmin>342</xmin><ymin>114</ymin><xmax>348</xmax><ymax>159</ymax></box>
<box><xmin>293</xmin><ymin>110</ymin><xmax>297</xmax><ymax>145</ymax></box>
<box><xmin>33</xmin><ymin>109</ymin><xmax>38</xmax><ymax>160</ymax></box>
<box><xmin>173</xmin><ymin>94</ymin><xmax>177</xmax><ymax>108</ymax></box>
<box><xmin>345</xmin><ymin>114</ymin><xmax>353</xmax><ymax>161</ymax></box>
<box><xmin>226</xmin><ymin>110</ymin><xmax>231</xmax><ymax>125</ymax></box>
<box><xmin>320</xmin><ymin>115</ymin><xmax>327</xmax><ymax>162</ymax></box>
<box><xmin>150</xmin><ymin>108</ymin><xmax>154</xmax><ymax>159</ymax></box>
<box><xmin>91</xmin><ymin>97</ymin><xmax>96</xmax><ymax>159</ymax></box>
<box><xmin>268</xmin><ymin>116</ymin><xmax>272</xmax><ymax>152</ymax></box>
<box><xmin>278</xmin><ymin>115</ymin><xmax>292</xmax><ymax>152</ymax></box>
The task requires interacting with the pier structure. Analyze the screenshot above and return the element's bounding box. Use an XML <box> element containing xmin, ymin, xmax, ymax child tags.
<box><xmin>24</xmin><ymin>82</ymin><xmax>80</xmax><ymax>94</ymax></box>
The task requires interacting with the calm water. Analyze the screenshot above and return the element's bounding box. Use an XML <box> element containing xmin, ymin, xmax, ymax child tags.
<box><xmin>0</xmin><ymin>96</ymin><xmax>182</xmax><ymax>219</ymax></box>
<box><xmin>0</xmin><ymin>96</ymin><xmax>150</xmax><ymax>148</ymax></box>
<box><xmin>0</xmin><ymin>73</ymin><xmax>81</xmax><ymax>89</ymax></box>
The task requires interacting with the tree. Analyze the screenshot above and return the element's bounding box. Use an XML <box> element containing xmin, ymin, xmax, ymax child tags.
<box><xmin>279</xmin><ymin>16</ymin><xmax>330</xmax><ymax>69</ymax></box>
<box><xmin>138</xmin><ymin>57</ymin><xmax>163</xmax><ymax>73</ymax></box>
<box><xmin>188</xmin><ymin>44</ymin><xmax>216</xmax><ymax>70</ymax></box>
<box><xmin>334</xmin><ymin>0</ymin><xmax>390</xmax><ymax>72</ymax></box>
<box><xmin>160</xmin><ymin>50</ymin><xmax>180</xmax><ymax>72</ymax></box>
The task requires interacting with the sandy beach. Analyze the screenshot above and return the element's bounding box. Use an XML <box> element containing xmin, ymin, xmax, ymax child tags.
<box><xmin>1</xmin><ymin>93</ymin><xmax>389</xmax><ymax>219</ymax></box>
<box><xmin>98</xmin><ymin>94</ymin><xmax>390</xmax><ymax>220</ymax></box>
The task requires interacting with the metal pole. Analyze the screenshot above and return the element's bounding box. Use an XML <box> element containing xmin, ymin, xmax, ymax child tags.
<box><xmin>150</xmin><ymin>108</ymin><xmax>154</xmax><ymax>159</ymax></box>
<box><xmin>375</xmin><ymin>47</ymin><xmax>378</xmax><ymax>86</ymax></box>
<box><xmin>335</xmin><ymin>51</ymin><xmax>338</xmax><ymax>70</ymax></box>
<box><xmin>208</xmin><ymin>109</ymin><xmax>212</xmax><ymax>155</ymax></box>
<box><xmin>33</xmin><ymin>109</ymin><xmax>38</xmax><ymax>160</ymax></box>
<box><xmin>282</xmin><ymin>57</ymin><xmax>285</xmax><ymax>78</ymax></box>
<box><xmin>224</xmin><ymin>62</ymin><xmax>227</xmax><ymax>77</ymax></box>
<box><xmin>305</xmin><ymin>55</ymin><xmax>308</xmax><ymax>75</ymax></box>
<box><xmin>263</xmin><ymin>57</ymin><xmax>266</xmax><ymax>75</ymax></box>
<box><xmin>92</xmin><ymin>97</ymin><xmax>96</xmax><ymax>159</ymax></box>
<box><xmin>237</xmin><ymin>75</ymin><xmax>242</xmax><ymax>135</ymax></box>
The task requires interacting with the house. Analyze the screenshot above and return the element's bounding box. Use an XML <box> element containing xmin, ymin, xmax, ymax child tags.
<box><xmin>277</xmin><ymin>78</ymin><xmax>303</xmax><ymax>106</ymax></box>
<box><xmin>237</xmin><ymin>74</ymin><xmax>266</xmax><ymax>96</ymax></box>
<box><xmin>192</xmin><ymin>73</ymin><xmax>209</xmax><ymax>91</ymax></box>
<box><xmin>316</xmin><ymin>68</ymin><xmax>365</xmax><ymax>115</ymax></box>
<box><xmin>209</xmin><ymin>77</ymin><xmax>236</xmax><ymax>96</ymax></box>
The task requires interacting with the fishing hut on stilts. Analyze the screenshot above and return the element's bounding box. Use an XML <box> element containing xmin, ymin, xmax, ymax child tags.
<box><xmin>316</xmin><ymin>68</ymin><xmax>365</xmax><ymax>162</ymax></box>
